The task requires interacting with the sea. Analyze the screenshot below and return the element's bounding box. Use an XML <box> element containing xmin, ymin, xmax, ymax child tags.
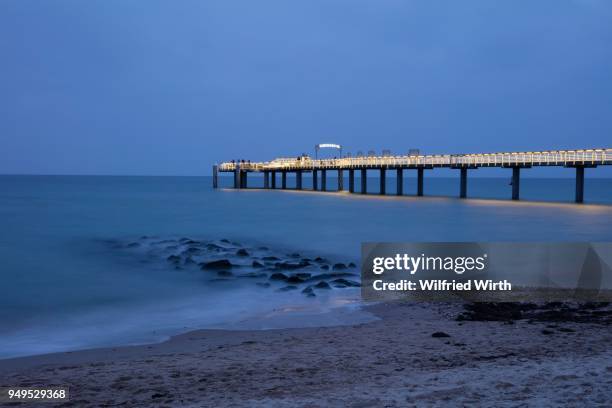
<box><xmin>1</xmin><ymin>174</ymin><xmax>612</xmax><ymax>359</ymax></box>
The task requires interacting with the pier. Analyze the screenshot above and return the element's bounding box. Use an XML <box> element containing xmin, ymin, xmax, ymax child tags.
<box><xmin>213</xmin><ymin>149</ymin><xmax>612</xmax><ymax>203</ymax></box>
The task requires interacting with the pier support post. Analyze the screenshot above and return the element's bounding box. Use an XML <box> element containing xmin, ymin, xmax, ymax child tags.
<box><xmin>396</xmin><ymin>169</ymin><xmax>403</xmax><ymax>195</ymax></box>
<box><xmin>380</xmin><ymin>168</ymin><xmax>386</xmax><ymax>195</ymax></box>
<box><xmin>241</xmin><ymin>171</ymin><xmax>248</xmax><ymax>188</ymax></box>
<box><xmin>575</xmin><ymin>166</ymin><xmax>585</xmax><ymax>203</ymax></box>
<box><xmin>511</xmin><ymin>167</ymin><xmax>520</xmax><ymax>200</ymax></box>
<box><xmin>281</xmin><ymin>172</ymin><xmax>287</xmax><ymax>189</ymax></box>
<box><xmin>296</xmin><ymin>170</ymin><xmax>302</xmax><ymax>190</ymax></box>
<box><xmin>417</xmin><ymin>168</ymin><xmax>424</xmax><ymax>196</ymax></box>
<box><xmin>338</xmin><ymin>169</ymin><xmax>344</xmax><ymax>191</ymax></box>
<box><xmin>312</xmin><ymin>170</ymin><xmax>318</xmax><ymax>191</ymax></box>
<box><xmin>361</xmin><ymin>169</ymin><xmax>367</xmax><ymax>194</ymax></box>
<box><xmin>263</xmin><ymin>171</ymin><xmax>269</xmax><ymax>189</ymax></box>
<box><xmin>349</xmin><ymin>169</ymin><xmax>355</xmax><ymax>193</ymax></box>
<box><xmin>234</xmin><ymin>164</ymin><xmax>241</xmax><ymax>189</ymax></box>
<box><xmin>460</xmin><ymin>168</ymin><xmax>467</xmax><ymax>198</ymax></box>
<box><xmin>321</xmin><ymin>169</ymin><xmax>327</xmax><ymax>191</ymax></box>
<box><xmin>271</xmin><ymin>171</ymin><xmax>276</xmax><ymax>189</ymax></box>
<box><xmin>212</xmin><ymin>165</ymin><xmax>218</xmax><ymax>188</ymax></box>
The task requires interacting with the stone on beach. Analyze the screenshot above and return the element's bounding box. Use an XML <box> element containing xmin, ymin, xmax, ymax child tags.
<box><xmin>236</xmin><ymin>249</ymin><xmax>249</xmax><ymax>256</ymax></box>
<box><xmin>269</xmin><ymin>273</ymin><xmax>288</xmax><ymax>281</ymax></box>
<box><xmin>314</xmin><ymin>281</ymin><xmax>331</xmax><ymax>289</ymax></box>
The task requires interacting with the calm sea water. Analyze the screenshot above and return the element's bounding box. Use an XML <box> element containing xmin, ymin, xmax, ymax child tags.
<box><xmin>1</xmin><ymin>175</ymin><xmax>612</xmax><ymax>359</ymax></box>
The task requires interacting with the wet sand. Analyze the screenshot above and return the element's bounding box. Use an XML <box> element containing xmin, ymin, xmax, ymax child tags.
<box><xmin>1</xmin><ymin>302</ymin><xmax>611</xmax><ymax>407</ymax></box>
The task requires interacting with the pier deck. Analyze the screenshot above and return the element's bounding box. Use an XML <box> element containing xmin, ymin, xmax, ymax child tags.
<box><xmin>214</xmin><ymin>148</ymin><xmax>612</xmax><ymax>203</ymax></box>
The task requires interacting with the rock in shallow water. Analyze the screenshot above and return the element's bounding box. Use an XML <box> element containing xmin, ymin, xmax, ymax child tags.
<box><xmin>314</xmin><ymin>281</ymin><xmax>331</xmax><ymax>289</ymax></box>
<box><xmin>286</xmin><ymin>275</ymin><xmax>306</xmax><ymax>284</ymax></box>
<box><xmin>277</xmin><ymin>285</ymin><xmax>298</xmax><ymax>292</ymax></box>
<box><xmin>332</xmin><ymin>263</ymin><xmax>347</xmax><ymax>270</ymax></box>
<box><xmin>200</xmin><ymin>259</ymin><xmax>233</xmax><ymax>270</ymax></box>
<box><xmin>236</xmin><ymin>249</ymin><xmax>249</xmax><ymax>257</ymax></box>
<box><xmin>252</xmin><ymin>261</ymin><xmax>264</xmax><ymax>268</ymax></box>
<box><xmin>269</xmin><ymin>272</ymin><xmax>288</xmax><ymax>281</ymax></box>
<box><xmin>217</xmin><ymin>271</ymin><xmax>233</xmax><ymax>277</ymax></box>
<box><xmin>167</xmin><ymin>255</ymin><xmax>181</xmax><ymax>263</ymax></box>
<box><xmin>331</xmin><ymin>278</ymin><xmax>360</xmax><ymax>287</ymax></box>
<box><xmin>274</xmin><ymin>260</ymin><xmax>310</xmax><ymax>270</ymax></box>
<box><xmin>308</xmin><ymin>273</ymin><xmax>356</xmax><ymax>282</ymax></box>
<box><xmin>238</xmin><ymin>272</ymin><xmax>267</xmax><ymax>278</ymax></box>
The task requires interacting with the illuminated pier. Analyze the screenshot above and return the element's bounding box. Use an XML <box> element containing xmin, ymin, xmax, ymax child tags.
<box><xmin>213</xmin><ymin>148</ymin><xmax>612</xmax><ymax>203</ymax></box>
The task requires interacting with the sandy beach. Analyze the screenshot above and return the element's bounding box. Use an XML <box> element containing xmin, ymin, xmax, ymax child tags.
<box><xmin>1</xmin><ymin>301</ymin><xmax>611</xmax><ymax>407</ymax></box>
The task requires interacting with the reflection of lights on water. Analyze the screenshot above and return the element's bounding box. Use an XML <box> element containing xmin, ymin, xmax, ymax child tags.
<box><xmin>220</xmin><ymin>186</ymin><xmax>612</xmax><ymax>212</ymax></box>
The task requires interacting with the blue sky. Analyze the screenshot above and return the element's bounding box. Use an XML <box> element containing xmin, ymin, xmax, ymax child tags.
<box><xmin>1</xmin><ymin>0</ymin><xmax>611</xmax><ymax>176</ymax></box>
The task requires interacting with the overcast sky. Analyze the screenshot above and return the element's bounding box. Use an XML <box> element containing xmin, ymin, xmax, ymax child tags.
<box><xmin>1</xmin><ymin>0</ymin><xmax>611</xmax><ymax>176</ymax></box>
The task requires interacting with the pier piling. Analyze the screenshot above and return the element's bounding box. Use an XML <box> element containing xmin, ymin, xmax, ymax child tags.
<box><xmin>281</xmin><ymin>172</ymin><xmax>287</xmax><ymax>189</ymax></box>
<box><xmin>511</xmin><ymin>167</ymin><xmax>520</xmax><ymax>200</ymax></box>
<box><xmin>576</xmin><ymin>166</ymin><xmax>585</xmax><ymax>203</ymax></box>
<box><xmin>234</xmin><ymin>164</ymin><xmax>241</xmax><ymax>189</ymax></box>
<box><xmin>271</xmin><ymin>171</ymin><xmax>276</xmax><ymax>189</ymax></box>
<box><xmin>212</xmin><ymin>165</ymin><xmax>218</xmax><ymax>188</ymax></box>
<box><xmin>321</xmin><ymin>169</ymin><xmax>327</xmax><ymax>191</ymax></box>
<box><xmin>349</xmin><ymin>169</ymin><xmax>355</xmax><ymax>193</ymax></box>
<box><xmin>460</xmin><ymin>168</ymin><xmax>467</xmax><ymax>198</ymax></box>
<box><xmin>338</xmin><ymin>169</ymin><xmax>344</xmax><ymax>191</ymax></box>
<box><xmin>396</xmin><ymin>169</ymin><xmax>403</xmax><ymax>195</ymax></box>
<box><xmin>313</xmin><ymin>170</ymin><xmax>318</xmax><ymax>191</ymax></box>
<box><xmin>360</xmin><ymin>169</ymin><xmax>367</xmax><ymax>194</ymax></box>
<box><xmin>380</xmin><ymin>168</ymin><xmax>386</xmax><ymax>195</ymax></box>
<box><xmin>239</xmin><ymin>170</ymin><xmax>247</xmax><ymax>189</ymax></box>
<box><xmin>296</xmin><ymin>170</ymin><xmax>303</xmax><ymax>190</ymax></box>
<box><xmin>417</xmin><ymin>168</ymin><xmax>424</xmax><ymax>196</ymax></box>
<box><xmin>263</xmin><ymin>171</ymin><xmax>269</xmax><ymax>189</ymax></box>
